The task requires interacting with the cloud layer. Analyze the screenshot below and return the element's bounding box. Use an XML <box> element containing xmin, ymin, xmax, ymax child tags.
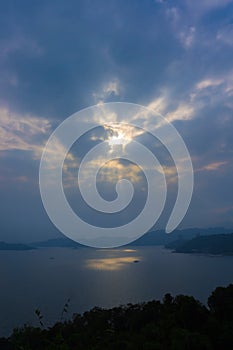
<box><xmin>1</xmin><ymin>0</ymin><xmax>233</xmax><ymax>241</ymax></box>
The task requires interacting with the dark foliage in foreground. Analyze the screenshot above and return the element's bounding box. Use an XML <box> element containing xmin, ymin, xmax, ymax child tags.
<box><xmin>1</xmin><ymin>284</ymin><xmax>233</xmax><ymax>349</ymax></box>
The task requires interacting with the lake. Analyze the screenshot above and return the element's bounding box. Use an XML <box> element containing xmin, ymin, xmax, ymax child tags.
<box><xmin>1</xmin><ymin>245</ymin><xmax>233</xmax><ymax>336</ymax></box>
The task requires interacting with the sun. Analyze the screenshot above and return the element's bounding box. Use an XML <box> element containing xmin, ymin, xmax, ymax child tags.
<box><xmin>105</xmin><ymin>124</ymin><xmax>135</xmax><ymax>149</ymax></box>
<box><xmin>107</xmin><ymin>132</ymin><xmax>129</xmax><ymax>146</ymax></box>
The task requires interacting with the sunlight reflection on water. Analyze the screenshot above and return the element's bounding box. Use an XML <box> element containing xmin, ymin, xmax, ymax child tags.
<box><xmin>85</xmin><ymin>248</ymin><xmax>141</xmax><ymax>270</ymax></box>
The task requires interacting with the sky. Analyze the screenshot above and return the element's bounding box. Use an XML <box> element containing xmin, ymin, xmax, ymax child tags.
<box><xmin>0</xmin><ymin>0</ymin><xmax>233</xmax><ymax>243</ymax></box>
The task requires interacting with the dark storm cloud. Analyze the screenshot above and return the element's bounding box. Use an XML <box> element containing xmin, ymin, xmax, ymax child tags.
<box><xmin>0</xmin><ymin>0</ymin><xmax>185</xmax><ymax>117</ymax></box>
<box><xmin>1</xmin><ymin>0</ymin><xmax>233</xmax><ymax>117</ymax></box>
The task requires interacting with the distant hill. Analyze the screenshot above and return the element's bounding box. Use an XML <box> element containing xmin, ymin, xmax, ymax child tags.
<box><xmin>31</xmin><ymin>228</ymin><xmax>233</xmax><ymax>249</ymax></box>
<box><xmin>173</xmin><ymin>233</ymin><xmax>233</xmax><ymax>255</ymax></box>
<box><xmin>165</xmin><ymin>238</ymin><xmax>188</xmax><ymax>250</ymax></box>
<box><xmin>33</xmin><ymin>237</ymin><xmax>85</xmax><ymax>248</ymax></box>
<box><xmin>0</xmin><ymin>242</ymin><xmax>36</xmax><ymax>251</ymax></box>
<box><xmin>130</xmin><ymin>227</ymin><xmax>232</xmax><ymax>246</ymax></box>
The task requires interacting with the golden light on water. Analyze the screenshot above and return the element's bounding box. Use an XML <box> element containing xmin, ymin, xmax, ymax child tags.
<box><xmin>85</xmin><ymin>257</ymin><xmax>139</xmax><ymax>271</ymax></box>
<box><xmin>123</xmin><ymin>249</ymin><xmax>137</xmax><ymax>252</ymax></box>
<box><xmin>85</xmin><ymin>249</ymin><xmax>141</xmax><ymax>271</ymax></box>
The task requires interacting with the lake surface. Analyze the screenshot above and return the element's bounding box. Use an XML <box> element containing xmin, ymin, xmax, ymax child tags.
<box><xmin>1</xmin><ymin>246</ymin><xmax>233</xmax><ymax>336</ymax></box>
